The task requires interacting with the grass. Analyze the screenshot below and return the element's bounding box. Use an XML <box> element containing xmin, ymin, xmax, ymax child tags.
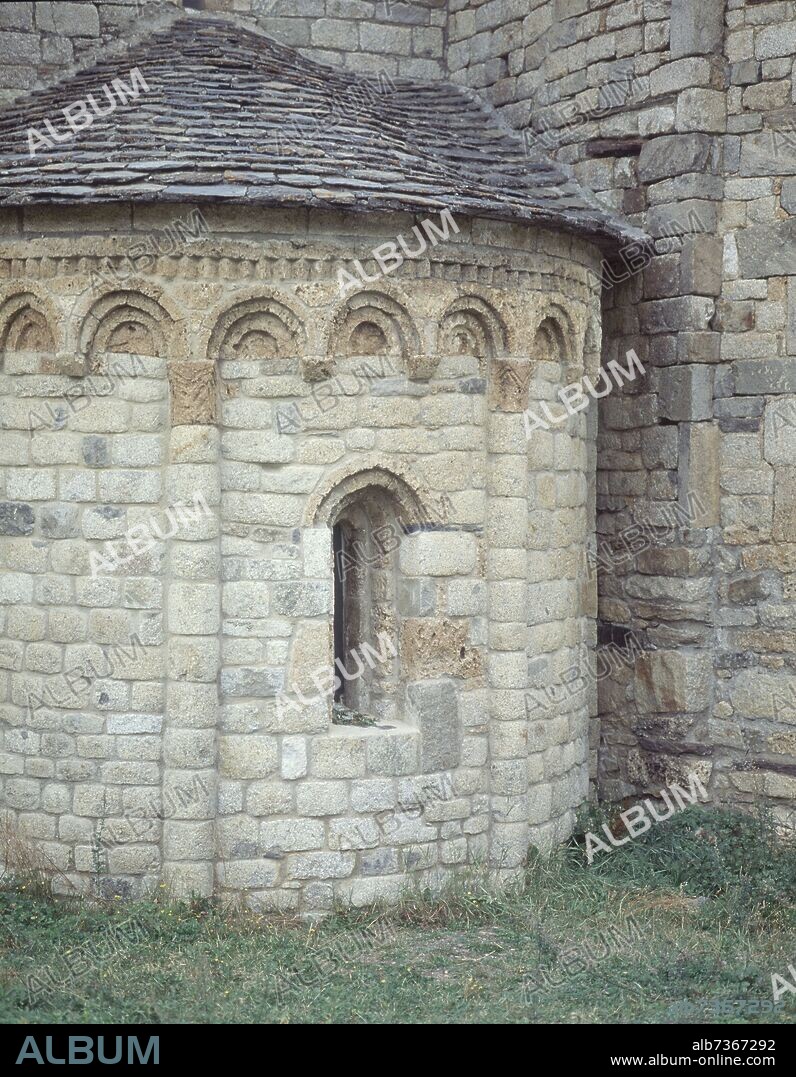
<box><xmin>0</xmin><ymin>806</ymin><xmax>794</xmax><ymax>1024</ymax></box>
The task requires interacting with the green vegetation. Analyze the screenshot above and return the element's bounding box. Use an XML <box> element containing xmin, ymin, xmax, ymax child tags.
<box><xmin>1</xmin><ymin>807</ymin><xmax>794</xmax><ymax>1024</ymax></box>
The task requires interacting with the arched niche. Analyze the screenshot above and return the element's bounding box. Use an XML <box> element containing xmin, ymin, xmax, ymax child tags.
<box><xmin>76</xmin><ymin>288</ymin><xmax>184</xmax><ymax>362</ymax></box>
<box><xmin>438</xmin><ymin>295</ymin><xmax>508</xmax><ymax>359</ymax></box>
<box><xmin>0</xmin><ymin>291</ymin><xmax>57</xmax><ymax>357</ymax></box>
<box><xmin>327</xmin><ymin>291</ymin><xmax>419</xmax><ymax>364</ymax></box>
<box><xmin>532</xmin><ymin>304</ymin><xmax>580</xmax><ymax>384</ymax></box>
<box><xmin>206</xmin><ymin>295</ymin><xmax>306</xmax><ymax>361</ymax></box>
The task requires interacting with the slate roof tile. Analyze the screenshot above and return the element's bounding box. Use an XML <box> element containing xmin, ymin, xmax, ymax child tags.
<box><xmin>0</xmin><ymin>15</ymin><xmax>646</xmax><ymax>250</ymax></box>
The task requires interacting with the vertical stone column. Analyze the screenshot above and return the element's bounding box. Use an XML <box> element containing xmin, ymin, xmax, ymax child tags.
<box><xmin>596</xmin><ymin>13</ymin><xmax>727</xmax><ymax>801</ymax></box>
<box><xmin>486</xmin><ymin>360</ymin><xmax>530</xmax><ymax>880</ymax></box>
<box><xmin>161</xmin><ymin>361</ymin><xmax>220</xmax><ymax>897</ymax></box>
<box><xmin>583</xmin><ymin>326</ymin><xmax>601</xmax><ymax>794</ymax></box>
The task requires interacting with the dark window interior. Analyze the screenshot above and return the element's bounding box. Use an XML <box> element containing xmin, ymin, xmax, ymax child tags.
<box><xmin>330</xmin><ymin>490</ymin><xmax>401</xmax><ymax>718</ymax></box>
<box><xmin>332</xmin><ymin>522</ymin><xmax>346</xmax><ymax>703</ymax></box>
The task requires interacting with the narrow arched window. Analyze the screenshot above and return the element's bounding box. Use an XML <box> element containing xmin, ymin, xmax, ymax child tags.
<box><xmin>330</xmin><ymin>488</ymin><xmax>401</xmax><ymax>720</ymax></box>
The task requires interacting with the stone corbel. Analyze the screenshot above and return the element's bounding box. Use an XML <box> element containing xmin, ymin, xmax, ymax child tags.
<box><xmin>300</xmin><ymin>352</ymin><xmax>335</xmax><ymax>383</ymax></box>
<box><xmin>488</xmin><ymin>359</ymin><xmax>531</xmax><ymax>412</ymax></box>
<box><xmin>168</xmin><ymin>360</ymin><xmax>217</xmax><ymax>425</ymax></box>
<box><xmin>39</xmin><ymin>352</ymin><xmax>88</xmax><ymax>377</ymax></box>
<box><xmin>407</xmin><ymin>353</ymin><xmax>439</xmax><ymax>381</ymax></box>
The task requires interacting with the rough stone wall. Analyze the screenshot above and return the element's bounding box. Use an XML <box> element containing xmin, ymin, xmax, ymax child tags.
<box><xmin>0</xmin><ymin>2</ymin><xmax>175</xmax><ymax>106</ymax></box>
<box><xmin>202</xmin><ymin>0</ymin><xmax>447</xmax><ymax>79</ymax></box>
<box><xmin>5</xmin><ymin>0</ymin><xmax>791</xmax><ymax>862</ymax></box>
<box><xmin>712</xmin><ymin>0</ymin><xmax>796</xmax><ymax>822</ymax></box>
<box><xmin>0</xmin><ymin>0</ymin><xmax>446</xmax><ymax>107</ymax></box>
<box><xmin>0</xmin><ymin>204</ymin><xmax>600</xmax><ymax>909</ymax></box>
<box><xmin>447</xmin><ymin>0</ymin><xmax>796</xmax><ymax>826</ymax></box>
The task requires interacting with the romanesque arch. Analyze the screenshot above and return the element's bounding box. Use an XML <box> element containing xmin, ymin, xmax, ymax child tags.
<box><xmin>327</xmin><ymin>291</ymin><xmax>420</xmax><ymax>362</ymax></box>
<box><xmin>438</xmin><ymin>295</ymin><xmax>508</xmax><ymax>359</ymax></box>
<box><xmin>306</xmin><ymin>459</ymin><xmax>432</xmax><ymax>529</ymax></box>
<box><xmin>532</xmin><ymin>303</ymin><xmax>581</xmax><ymax>384</ymax></box>
<box><xmin>206</xmin><ymin>294</ymin><xmax>306</xmax><ymax>360</ymax></box>
<box><xmin>0</xmin><ymin>290</ymin><xmax>58</xmax><ymax>356</ymax></box>
<box><xmin>75</xmin><ymin>287</ymin><xmax>186</xmax><ymax>360</ymax></box>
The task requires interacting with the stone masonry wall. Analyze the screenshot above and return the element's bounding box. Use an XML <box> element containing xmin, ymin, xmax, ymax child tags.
<box><xmin>446</xmin><ymin>0</ymin><xmax>796</xmax><ymax>826</ymax></box>
<box><xmin>0</xmin><ymin>2</ymin><xmax>174</xmax><ymax>106</ymax></box>
<box><xmin>5</xmin><ymin>0</ymin><xmax>791</xmax><ymax>863</ymax></box>
<box><xmin>0</xmin><ymin>0</ymin><xmax>446</xmax><ymax>107</ymax></box>
<box><xmin>201</xmin><ymin>0</ymin><xmax>447</xmax><ymax>79</ymax></box>
<box><xmin>0</xmin><ymin>204</ymin><xmax>601</xmax><ymax>910</ymax></box>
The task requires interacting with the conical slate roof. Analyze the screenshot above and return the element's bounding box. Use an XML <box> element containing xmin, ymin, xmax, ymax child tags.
<box><xmin>0</xmin><ymin>15</ymin><xmax>644</xmax><ymax>249</ymax></box>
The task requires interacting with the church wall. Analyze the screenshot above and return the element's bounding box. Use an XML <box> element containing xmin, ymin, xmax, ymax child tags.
<box><xmin>447</xmin><ymin>0</ymin><xmax>796</xmax><ymax>828</ymax></box>
<box><xmin>0</xmin><ymin>204</ymin><xmax>601</xmax><ymax>909</ymax></box>
<box><xmin>3</xmin><ymin>0</ymin><xmax>794</xmax><ymax>866</ymax></box>
<box><xmin>0</xmin><ymin>0</ymin><xmax>447</xmax><ymax>108</ymax></box>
